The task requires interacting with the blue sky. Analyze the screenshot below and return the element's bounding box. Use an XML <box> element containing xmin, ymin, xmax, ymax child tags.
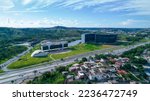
<box><xmin>0</xmin><ymin>0</ymin><xmax>150</xmax><ymax>28</ymax></box>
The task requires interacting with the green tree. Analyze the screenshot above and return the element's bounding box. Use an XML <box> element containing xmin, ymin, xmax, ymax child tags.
<box><xmin>81</xmin><ymin>57</ymin><xmax>88</xmax><ymax>62</ymax></box>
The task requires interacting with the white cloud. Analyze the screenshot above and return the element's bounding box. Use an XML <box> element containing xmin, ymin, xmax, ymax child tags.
<box><xmin>27</xmin><ymin>0</ymin><xmax>61</xmax><ymax>10</ymax></box>
<box><xmin>0</xmin><ymin>0</ymin><xmax>150</xmax><ymax>16</ymax></box>
<box><xmin>120</xmin><ymin>19</ymin><xmax>136</xmax><ymax>26</ymax></box>
<box><xmin>0</xmin><ymin>17</ymin><xmax>100</xmax><ymax>28</ymax></box>
<box><xmin>22</xmin><ymin>0</ymin><xmax>33</xmax><ymax>5</ymax></box>
<box><xmin>58</xmin><ymin>0</ymin><xmax>84</xmax><ymax>9</ymax></box>
<box><xmin>0</xmin><ymin>17</ymin><xmax>80</xmax><ymax>28</ymax></box>
<box><xmin>119</xmin><ymin>19</ymin><xmax>150</xmax><ymax>26</ymax></box>
<box><xmin>129</xmin><ymin>0</ymin><xmax>150</xmax><ymax>15</ymax></box>
<box><xmin>60</xmin><ymin>0</ymin><xmax>150</xmax><ymax>15</ymax></box>
<box><xmin>118</xmin><ymin>19</ymin><xmax>150</xmax><ymax>28</ymax></box>
<box><xmin>0</xmin><ymin>0</ymin><xmax>14</xmax><ymax>10</ymax></box>
<box><xmin>5</xmin><ymin>10</ymin><xmax>45</xmax><ymax>13</ymax></box>
<box><xmin>60</xmin><ymin>0</ymin><xmax>119</xmax><ymax>10</ymax></box>
<box><xmin>109</xmin><ymin>0</ymin><xmax>150</xmax><ymax>15</ymax></box>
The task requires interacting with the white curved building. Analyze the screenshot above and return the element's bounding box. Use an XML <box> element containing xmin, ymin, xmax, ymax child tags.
<box><xmin>31</xmin><ymin>50</ymin><xmax>48</xmax><ymax>57</ymax></box>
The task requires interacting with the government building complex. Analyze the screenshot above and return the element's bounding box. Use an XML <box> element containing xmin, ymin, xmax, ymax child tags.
<box><xmin>31</xmin><ymin>33</ymin><xmax>118</xmax><ymax>57</ymax></box>
<box><xmin>40</xmin><ymin>33</ymin><xmax>118</xmax><ymax>52</ymax></box>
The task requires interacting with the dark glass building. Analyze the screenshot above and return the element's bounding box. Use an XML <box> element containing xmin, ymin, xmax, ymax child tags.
<box><xmin>82</xmin><ymin>33</ymin><xmax>117</xmax><ymax>43</ymax></box>
<box><xmin>95</xmin><ymin>34</ymin><xmax>117</xmax><ymax>43</ymax></box>
<box><xmin>84</xmin><ymin>34</ymin><xmax>96</xmax><ymax>43</ymax></box>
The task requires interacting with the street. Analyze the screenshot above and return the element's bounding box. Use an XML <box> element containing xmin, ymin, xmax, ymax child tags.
<box><xmin>0</xmin><ymin>41</ymin><xmax>150</xmax><ymax>84</ymax></box>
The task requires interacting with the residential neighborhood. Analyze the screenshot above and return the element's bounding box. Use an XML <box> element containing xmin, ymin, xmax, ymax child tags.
<box><xmin>60</xmin><ymin>51</ymin><xmax>150</xmax><ymax>84</ymax></box>
<box><xmin>0</xmin><ymin>0</ymin><xmax>150</xmax><ymax>84</ymax></box>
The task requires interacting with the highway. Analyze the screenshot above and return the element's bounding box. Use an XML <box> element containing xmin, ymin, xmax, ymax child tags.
<box><xmin>0</xmin><ymin>41</ymin><xmax>150</xmax><ymax>84</ymax></box>
<box><xmin>0</xmin><ymin>60</ymin><xmax>73</xmax><ymax>84</ymax></box>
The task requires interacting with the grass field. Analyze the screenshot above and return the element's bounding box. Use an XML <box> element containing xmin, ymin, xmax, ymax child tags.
<box><xmin>51</xmin><ymin>44</ymin><xmax>113</xmax><ymax>60</ymax></box>
<box><xmin>8</xmin><ymin>44</ymin><xmax>52</xmax><ymax>69</ymax></box>
<box><xmin>0</xmin><ymin>70</ymin><xmax>4</xmax><ymax>74</ymax></box>
<box><xmin>8</xmin><ymin>44</ymin><xmax>113</xmax><ymax>69</ymax></box>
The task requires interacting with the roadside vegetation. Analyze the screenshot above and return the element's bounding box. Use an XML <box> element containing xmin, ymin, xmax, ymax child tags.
<box><xmin>121</xmin><ymin>44</ymin><xmax>150</xmax><ymax>82</ymax></box>
<box><xmin>27</xmin><ymin>63</ymin><xmax>78</xmax><ymax>84</ymax></box>
<box><xmin>27</xmin><ymin>66</ymin><xmax>70</xmax><ymax>84</ymax></box>
<box><xmin>0</xmin><ymin>45</ymin><xmax>27</xmax><ymax>64</ymax></box>
<box><xmin>117</xmin><ymin>33</ymin><xmax>150</xmax><ymax>46</ymax></box>
<box><xmin>8</xmin><ymin>44</ymin><xmax>113</xmax><ymax>69</ymax></box>
<box><xmin>0</xmin><ymin>70</ymin><xmax>4</xmax><ymax>74</ymax></box>
<box><xmin>8</xmin><ymin>44</ymin><xmax>52</xmax><ymax>69</ymax></box>
<box><xmin>122</xmin><ymin>44</ymin><xmax>150</xmax><ymax>58</ymax></box>
<box><xmin>27</xmin><ymin>71</ymin><xmax>65</xmax><ymax>84</ymax></box>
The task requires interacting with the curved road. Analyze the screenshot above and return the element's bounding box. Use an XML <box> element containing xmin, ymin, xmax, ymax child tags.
<box><xmin>0</xmin><ymin>42</ymin><xmax>150</xmax><ymax>84</ymax></box>
<box><xmin>0</xmin><ymin>46</ymin><xmax>32</xmax><ymax>71</ymax></box>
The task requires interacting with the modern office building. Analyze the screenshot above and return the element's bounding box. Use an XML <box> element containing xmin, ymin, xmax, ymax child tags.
<box><xmin>41</xmin><ymin>33</ymin><xmax>117</xmax><ymax>52</ymax></box>
<box><xmin>81</xmin><ymin>34</ymin><xmax>95</xmax><ymax>43</ymax></box>
<box><xmin>82</xmin><ymin>33</ymin><xmax>117</xmax><ymax>43</ymax></box>
<box><xmin>41</xmin><ymin>40</ymin><xmax>68</xmax><ymax>51</ymax></box>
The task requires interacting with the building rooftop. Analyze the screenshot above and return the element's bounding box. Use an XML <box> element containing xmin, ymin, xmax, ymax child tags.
<box><xmin>83</xmin><ymin>33</ymin><xmax>117</xmax><ymax>36</ymax></box>
<box><xmin>31</xmin><ymin>50</ymin><xmax>43</xmax><ymax>55</ymax></box>
<box><xmin>31</xmin><ymin>50</ymin><xmax>47</xmax><ymax>57</ymax></box>
<box><xmin>41</xmin><ymin>40</ymin><xmax>68</xmax><ymax>46</ymax></box>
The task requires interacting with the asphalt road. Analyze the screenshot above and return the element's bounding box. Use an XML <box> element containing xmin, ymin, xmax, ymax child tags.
<box><xmin>0</xmin><ymin>46</ymin><xmax>32</xmax><ymax>71</ymax></box>
<box><xmin>0</xmin><ymin>42</ymin><xmax>149</xmax><ymax>84</ymax></box>
<box><xmin>0</xmin><ymin>60</ymin><xmax>73</xmax><ymax>84</ymax></box>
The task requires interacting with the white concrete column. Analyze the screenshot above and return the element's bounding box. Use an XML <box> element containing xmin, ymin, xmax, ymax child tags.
<box><xmin>48</xmin><ymin>45</ymin><xmax>51</xmax><ymax>50</ymax></box>
<box><xmin>81</xmin><ymin>34</ymin><xmax>85</xmax><ymax>43</ymax></box>
<box><xmin>41</xmin><ymin>46</ymin><xmax>43</xmax><ymax>50</ymax></box>
<box><xmin>62</xmin><ymin>43</ymin><xmax>64</xmax><ymax>50</ymax></box>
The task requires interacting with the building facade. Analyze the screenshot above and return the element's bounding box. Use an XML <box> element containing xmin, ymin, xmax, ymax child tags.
<box><xmin>41</xmin><ymin>41</ymin><xmax>68</xmax><ymax>51</ymax></box>
<box><xmin>82</xmin><ymin>33</ymin><xmax>117</xmax><ymax>43</ymax></box>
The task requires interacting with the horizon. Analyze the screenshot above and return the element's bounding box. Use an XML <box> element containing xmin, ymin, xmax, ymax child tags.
<box><xmin>0</xmin><ymin>0</ymin><xmax>150</xmax><ymax>28</ymax></box>
<box><xmin>0</xmin><ymin>26</ymin><xmax>149</xmax><ymax>29</ymax></box>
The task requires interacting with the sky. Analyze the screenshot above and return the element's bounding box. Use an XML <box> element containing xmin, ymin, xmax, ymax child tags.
<box><xmin>0</xmin><ymin>0</ymin><xmax>150</xmax><ymax>28</ymax></box>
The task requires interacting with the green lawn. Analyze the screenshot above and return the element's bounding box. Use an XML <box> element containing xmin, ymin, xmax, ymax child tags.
<box><xmin>0</xmin><ymin>70</ymin><xmax>4</xmax><ymax>74</ymax></box>
<box><xmin>8</xmin><ymin>54</ymin><xmax>52</xmax><ymax>69</ymax></box>
<box><xmin>8</xmin><ymin>44</ymin><xmax>52</xmax><ymax>69</ymax></box>
<box><xmin>140</xmin><ymin>38</ymin><xmax>150</xmax><ymax>42</ymax></box>
<box><xmin>8</xmin><ymin>44</ymin><xmax>113</xmax><ymax>69</ymax></box>
<box><xmin>51</xmin><ymin>44</ymin><xmax>113</xmax><ymax>60</ymax></box>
